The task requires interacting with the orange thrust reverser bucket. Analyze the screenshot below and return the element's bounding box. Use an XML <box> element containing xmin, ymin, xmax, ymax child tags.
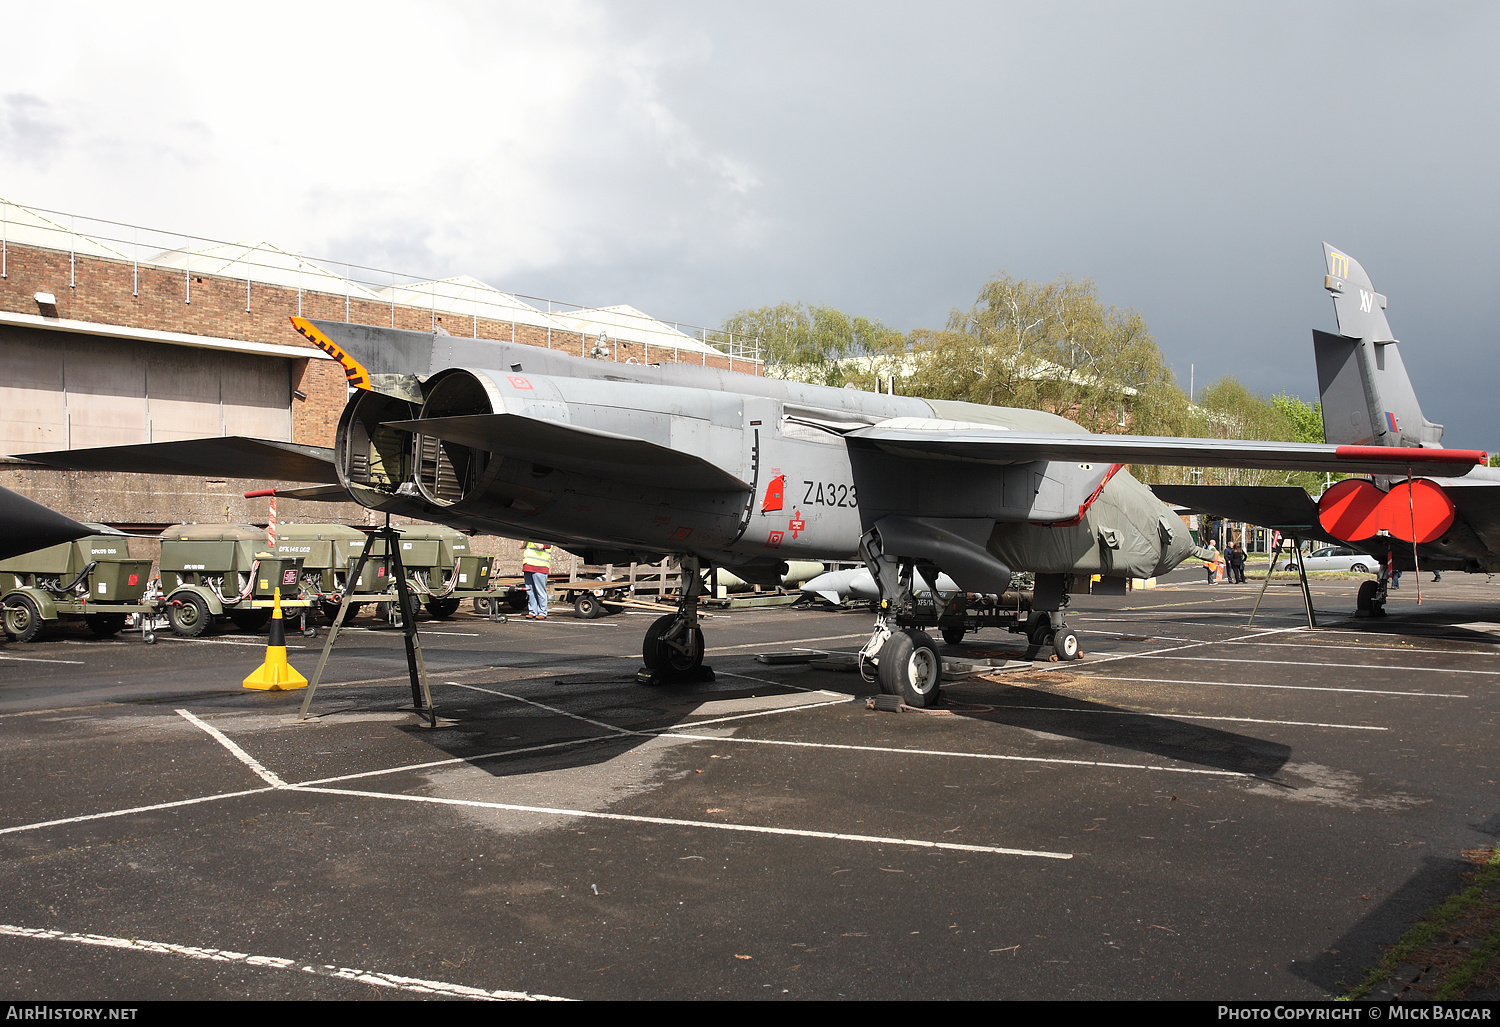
<box><xmin>1317</xmin><ymin>478</ymin><xmax>1455</xmax><ymax>544</ymax></box>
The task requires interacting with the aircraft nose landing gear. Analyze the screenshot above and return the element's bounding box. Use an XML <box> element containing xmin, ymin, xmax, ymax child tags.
<box><xmin>637</xmin><ymin>555</ymin><xmax>716</xmax><ymax>686</ymax></box>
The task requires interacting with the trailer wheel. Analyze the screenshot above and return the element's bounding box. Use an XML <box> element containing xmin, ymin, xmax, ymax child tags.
<box><xmin>574</xmin><ymin>592</ymin><xmax>602</xmax><ymax>619</ymax></box>
<box><xmin>424</xmin><ymin>598</ymin><xmax>461</xmax><ymax>620</ymax></box>
<box><xmin>940</xmin><ymin>624</ymin><xmax>966</xmax><ymax>645</ymax></box>
<box><xmin>4</xmin><ymin>596</ymin><xmax>43</xmax><ymax>643</ymax></box>
<box><xmin>229</xmin><ymin>609</ymin><xmax>272</xmax><ymax>633</ymax></box>
<box><xmin>86</xmin><ymin>613</ymin><xmax>127</xmax><ymax>638</ymax></box>
<box><xmin>168</xmin><ymin>594</ymin><xmax>210</xmax><ymax>637</ymax></box>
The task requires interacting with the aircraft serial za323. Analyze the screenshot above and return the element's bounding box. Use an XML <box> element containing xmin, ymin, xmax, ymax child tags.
<box><xmin>26</xmin><ymin>308</ymin><xmax>1486</xmax><ymax>708</ymax></box>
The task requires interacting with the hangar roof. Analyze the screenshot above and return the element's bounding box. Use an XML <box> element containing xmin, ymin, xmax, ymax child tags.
<box><xmin>550</xmin><ymin>304</ymin><xmax>723</xmax><ymax>357</ymax></box>
<box><xmin>374</xmin><ymin>275</ymin><xmax>569</xmax><ymax>332</ymax></box>
<box><xmin>147</xmin><ymin>240</ymin><xmax>382</xmax><ymax>299</ymax></box>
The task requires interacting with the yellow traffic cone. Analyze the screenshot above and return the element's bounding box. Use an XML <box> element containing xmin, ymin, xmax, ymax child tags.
<box><xmin>243</xmin><ymin>589</ymin><xmax>308</xmax><ymax>691</ymax></box>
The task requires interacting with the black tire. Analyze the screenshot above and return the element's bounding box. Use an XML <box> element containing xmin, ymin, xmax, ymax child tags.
<box><xmin>1356</xmin><ymin>579</ymin><xmax>1378</xmax><ymax>613</ymax></box>
<box><xmin>1053</xmin><ymin>627</ymin><xmax>1081</xmax><ymax>661</ymax></box>
<box><xmin>4</xmin><ymin>596</ymin><xmax>44</xmax><ymax>643</ymax></box>
<box><xmin>86</xmin><ymin>613</ymin><xmax>127</xmax><ymax>637</ymax></box>
<box><xmin>877</xmin><ymin>628</ymin><xmax>943</xmax><ymax>708</ymax></box>
<box><xmin>168</xmin><ymin>593</ymin><xmax>211</xmax><ymax>637</ymax></box>
<box><xmin>1350</xmin><ymin>563</ymin><xmax>1370</xmax><ymax>574</ymax></box>
<box><xmin>424</xmin><ymin>597</ymin><xmax>461</xmax><ymax>620</ymax></box>
<box><xmin>507</xmin><ymin>591</ymin><xmax>529</xmax><ymax>612</ymax></box>
<box><xmin>321</xmin><ymin>600</ymin><xmax>363</xmax><ymax>625</ymax></box>
<box><xmin>574</xmin><ymin>592</ymin><xmax>602</xmax><ymax>619</ymax></box>
<box><xmin>1027</xmin><ymin>613</ymin><xmax>1052</xmax><ymax>648</ymax></box>
<box><xmin>940</xmin><ymin>624</ymin><xmax>966</xmax><ymax>645</ymax></box>
<box><xmin>642</xmin><ymin>614</ymin><xmax>704</xmax><ymax>674</ymax></box>
<box><xmin>228</xmin><ymin>609</ymin><xmax>272</xmax><ymax>633</ymax></box>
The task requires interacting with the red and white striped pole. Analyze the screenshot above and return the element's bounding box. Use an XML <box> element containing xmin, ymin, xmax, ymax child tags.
<box><xmin>267</xmin><ymin>496</ymin><xmax>278</xmax><ymax>550</ymax></box>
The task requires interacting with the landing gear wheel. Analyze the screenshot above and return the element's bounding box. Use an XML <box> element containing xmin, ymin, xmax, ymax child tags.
<box><xmin>168</xmin><ymin>593</ymin><xmax>211</xmax><ymax>637</ymax></box>
<box><xmin>574</xmin><ymin>592</ymin><xmax>602</xmax><ymax>619</ymax></box>
<box><xmin>228</xmin><ymin>609</ymin><xmax>271</xmax><ymax>633</ymax></box>
<box><xmin>940</xmin><ymin>624</ymin><xmax>966</xmax><ymax>645</ymax></box>
<box><xmin>642</xmin><ymin>613</ymin><xmax>705</xmax><ymax>676</ymax></box>
<box><xmin>1356</xmin><ymin>579</ymin><xmax>1386</xmax><ymax>617</ymax></box>
<box><xmin>507</xmin><ymin>591</ymin><xmax>529</xmax><ymax>612</ymax></box>
<box><xmin>424</xmin><ymin>597</ymin><xmax>461</xmax><ymax>620</ymax></box>
<box><xmin>86</xmin><ymin>613</ymin><xmax>127</xmax><ymax>637</ymax></box>
<box><xmin>4</xmin><ymin>596</ymin><xmax>43</xmax><ymax>642</ymax></box>
<box><xmin>877</xmin><ymin>629</ymin><xmax>943</xmax><ymax>708</ymax></box>
<box><xmin>1052</xmin><ymin>627</ymin><xmax>1081</xmax><ymax>661</ymax></box>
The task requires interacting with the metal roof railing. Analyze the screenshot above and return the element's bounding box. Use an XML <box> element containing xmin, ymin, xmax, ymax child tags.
<box><xmin>0</xmin><ymin>199</ymin><xmax>762</xmax><ymax>369</ymax></box>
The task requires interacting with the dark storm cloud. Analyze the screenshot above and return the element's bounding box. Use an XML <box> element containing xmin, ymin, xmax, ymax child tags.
<box><xmin>497</xmin><ymin>2</ymin><xmax>1500</xmax><ymax>448</ymax></box>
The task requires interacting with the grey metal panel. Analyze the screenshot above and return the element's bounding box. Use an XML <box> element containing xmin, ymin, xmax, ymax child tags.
<box><xmin>0</xmin><ymin>329</ymin><xmax>67</xmax><ymax>453</ymax></box>
<box><xmin>63</xmin><ymin>337</ymin><xmax>148</xmax><ymax>449</ymax></box>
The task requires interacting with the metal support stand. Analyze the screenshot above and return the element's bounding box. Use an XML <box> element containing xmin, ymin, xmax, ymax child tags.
<box><xmin>1248</xmin><ymin>536</ymin><xmax>1316</xmax><ymax>628</ymax></box>
<box><xmin>298</xmin><ymin>516</ymin><xmax>436</xmax><ymax>726</ymax></box>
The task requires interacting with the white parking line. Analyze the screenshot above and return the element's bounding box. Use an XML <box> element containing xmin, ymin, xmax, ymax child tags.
<box><xmin>290</xmin><ymin>783</ymin><xmax>1074</xmax><ymax>860</ymax></box>
<box><xmin>1084</xmin><ymin>675</ymin><xmax>1466</xmax><ymax>699</ymax></box>
<box><xmin>0</xmin><ymin>786</ymin><xmax>274</xmax><ymax>836</ymax></box>
<box><xmin>650</xmin><ymin>731</ymin><xmax>1252</xmax><ymax>778</ymax></box>
<box><xmin>985</xmin><ymin>704</ymin><xmax>1388</xmax><ymax>731</ymax></box>
<box><xmin>0</xmin><ymin>651</ymin><xmax>89</xmax><ymax>664</ymax></box>
<box><xmin>1141</xmin><ymin>655</ymin><xmax>1500</xmax><ymax>676</ymax></box>
<box><xmin>176</xmin><ymin>709</ymin><xmax>288</xmax><ymax>788</ymax></box>
<box><xmin>1225</xmin><ymin>639</ymin><xmax>1500</xmax><ymax>658</ymax></box>
<box><xmin>0</xmin><ymin>923</ymin><xmax>569</xmax><ymax>1000</ymax></box>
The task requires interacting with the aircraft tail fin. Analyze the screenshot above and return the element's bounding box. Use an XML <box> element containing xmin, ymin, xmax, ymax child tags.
<box><xmin>1315</xmin><ymin>244</ymin><xmax>1443</xmax><ymax>449</ymax></box>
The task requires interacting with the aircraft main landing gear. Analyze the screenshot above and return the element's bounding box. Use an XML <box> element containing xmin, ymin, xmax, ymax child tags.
<box><xmin>638</xmin><ymin>555</ymin><xmax>715</xmax><ymax>685</ymax></box>
<box><xmin>1356</xmin><ymin>577</ymin><xmax>1388</xmax><ymax>617</ymax></box>
<box><xmin>856</xmin><ymin>529</ymin><xmax>947</xmax><ymax>708</ymax></box>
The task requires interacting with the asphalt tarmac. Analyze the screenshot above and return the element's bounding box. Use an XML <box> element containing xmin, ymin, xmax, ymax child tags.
<box><xmin>2</xmin><ymin>568</ymin><xmax>1498</xmax><ymax>1000</ymax></box>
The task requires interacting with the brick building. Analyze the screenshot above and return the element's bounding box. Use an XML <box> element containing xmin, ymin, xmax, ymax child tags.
<box><xmin>0</xmin><ymin>200</ymin><xmax>759</xmax><ymax>568</ymax></box>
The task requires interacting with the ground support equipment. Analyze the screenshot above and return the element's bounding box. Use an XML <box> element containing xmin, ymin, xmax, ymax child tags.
<box><xmin>299</xmin><ymin>517</ymin><xmax>435</xmax><ymax>727</ymax></box>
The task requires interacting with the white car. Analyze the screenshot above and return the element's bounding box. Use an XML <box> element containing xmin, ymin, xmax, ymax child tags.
<box><xmin>1287</xmin><ymin>546</ymin><xmax>1377</xmax><ymax>574</ymax></box>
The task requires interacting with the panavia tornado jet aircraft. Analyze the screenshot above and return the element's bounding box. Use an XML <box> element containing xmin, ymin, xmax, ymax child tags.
<box><xmin>1156</xmin><ymin>244</ymin><xmax>1500</xmax><ymax>617</ymax></box>
<box><xmin>21</xmin><ymin>306</ymin><xmax>1486</xmax><ymax>704</ymax></box>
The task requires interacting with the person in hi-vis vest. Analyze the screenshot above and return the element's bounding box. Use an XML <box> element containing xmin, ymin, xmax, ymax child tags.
<box><xmin>522</xmin><ymin>541</ymin><xmax>552</xmax><ymax>619</ymax></box>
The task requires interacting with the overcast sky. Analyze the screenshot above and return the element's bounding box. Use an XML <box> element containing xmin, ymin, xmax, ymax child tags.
<box><xmin>2</xmin><ymin>1</ymin><xmax>1496</xmax><ymax>446</ymax></box>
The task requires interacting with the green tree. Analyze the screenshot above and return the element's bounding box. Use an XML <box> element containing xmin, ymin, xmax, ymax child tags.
<box><xmin>1269</xmin><ymin>392</ymin><xmax>1325</xmax><ymax>444</ymax></box>
<box><xmin>903</xmin><ymin>272</ymin><xmax>1189</xmax><ymax>437</ymax></box>
<box><xmin>721</xmin><ymin>302</ymin><xmax>906</xmax><ymax>387</ymax></box>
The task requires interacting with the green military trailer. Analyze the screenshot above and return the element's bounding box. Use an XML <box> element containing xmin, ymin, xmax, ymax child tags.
<box><xmin>274</xmin><ymin>522</ymin><xmax>384</xmax><ymax>624</ymax></box>
<box><xmin>158</xmin><ymin>524</ymin><xmax>309</xmax><ymax>636</ymax></box>
<box><xmin>0</xmin><ymin>528</ymin><xmax>156</xmax><ymax>642</ymax></box>
<box><xmin>369</xmin><ymin>525</ymin><xmax>514</xmax><ymax>620</ymax></box>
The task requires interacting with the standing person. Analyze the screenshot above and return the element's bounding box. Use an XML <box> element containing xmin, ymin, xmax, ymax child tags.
<box><xmin>522</xmin><ymin>540</ymin><xmax>552</xmax><ymax>619</ymax></box>
<box><xmin>1213</xmin><ymin>543</ymin><xmax>1227</xmax><ymax>584</ymax></box>
<box><xmin>1204</xmin><ymin>540</ymin><xmax>1219</xmax><ymax>583</ymax></box>
<box><xmin>1229</xmin><ymin>542</ymin><xmax>1247</xmax><ymax>583</ymax></box>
